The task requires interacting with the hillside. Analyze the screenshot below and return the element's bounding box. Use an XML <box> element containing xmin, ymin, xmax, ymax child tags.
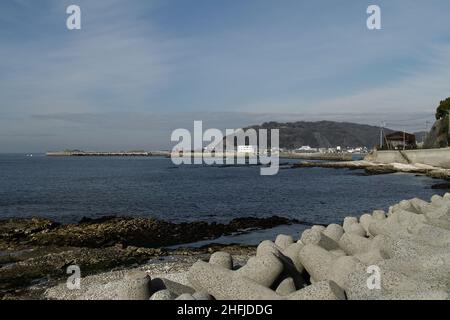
<box><xmin>244</xmin><ymin>121</ymin><xmax>394</xmax><ymax>149</ymax></box>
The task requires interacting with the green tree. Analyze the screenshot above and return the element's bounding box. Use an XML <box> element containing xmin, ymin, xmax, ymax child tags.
<box><xmin>436</xmin><ymin>97</ymin><xmax>450</xmax><ymax>120</ymax></box>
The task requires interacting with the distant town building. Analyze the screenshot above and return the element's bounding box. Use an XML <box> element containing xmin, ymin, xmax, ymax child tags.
<box><xmin>385</xmin><ymin>131</ymin><xmax>416</xmax><ymax>150</ymax></box>
<box><xmin>296</xmin><ymin>146</ymin><xmax>318</xmax><ymax>153</ymax></box>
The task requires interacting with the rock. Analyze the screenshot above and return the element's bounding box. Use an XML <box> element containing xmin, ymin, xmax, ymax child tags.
<box><xmin>379</xmin><ymin>269</ymin><xmax>438</xmax><ymax>294</ymax></box>
<box><xmin>359</xmin><ymin>214</ymin><xmax>373</xmax><ymax>236</ymax></box>
<box><xmin>119</xmin><ymin>275</ymin><xmax>152</xmax><ymax>300</ymax></box>
<box><xmin>188</xmin><ymin>261</ymin><xmax>282</xmax><ymax>300</ymax></box>
<box><xmin>372</xmin><ymin>210</ymin><xmax>386</xmax><ymax>220</ymax></box>
<box><xmin>346</xmin><ymin>223</ymin><xmax>366</xmax><ymax>237</ymax></box>
<box><xmin>343</xmin><ymin>217</ymin><xmax>358</xmax><ymax>233</ymax></box>
<box><xmin>384</xmin><ymin>236</ymin><xmax>446</xmax><ymax>259</ymax></box>
<box><xmin>311</xmin><ymin>225</ymin><xmax>326</xmax><ymax>233</ymax></box>
<box><xmin>276</xmin><ymin>253</ymin><xmax>308</xmax><ymax>289</ymax></box>
<box><xmin>329</xmin><ymin>249</ymin><xmax>347</xmax><ymax>258</ymax></box>
<box><xmin>426</xmin><ymin>216</ymin><xmax>450</xmax><ymax>230</ymax></box>
<box><xmin>346</xmin><ymin>265</ymin><xmax>438</xmax><ymax>298</ymax></box>
<box><xmin>192</xmin><ymin>291</ymin><xmax>214</xmax><ymax>300</ymax></box>
<box><xmin>150</xmin><ymin>289</ymin><xmax>176</xmax><ymax>300</ymax></box>
<box><xmin>390</xmin><ymin>200</ymin><xmax>415</xmax><ymax>215</ymax></box>
<box><xmin>378</xmin><ymin>253</ymin><xmax>450</xmax><ymax>291</ymax></box>
<box><xmin>209</xmin><ymin>251</ymin><xmax>233</xmax><ymax>270</ymax></box>
<box><xmin>11</xmin><ymin>215</ymin><xmax>296</xmax><ymax>249</ymax></box>
<box><xmin>345</xmin><ymin>266</ymin><xmax>437</xmax><ymax>300</ymax></box>
<box><xmin>275</xmin><ymin>234</ymin><xmax>294</xmax><ymax>250</ymax></box>
<box><xmin>150</xmin><ymin>277</ymin><xmax>195</xmax><ymax>296</ymax></box>
<box><xmin>275</xmin><ymin>277</ymin><xmax>296</xmax><ymax>295</ymax></box>
<box><xmin>339</xmin><ymin>233</ymin><xmax>372</xmax><ymax>255</ymax></box>
<box><xmin>354</xmin><ymin>249</ymin><xmax>387</xmax><ymax>265</ymax></box>
<box><xmin>298</xmin><ymin>244</ymin><xmax>335</xmax><ymax>282</ymax></box>
<box><xmin>299</xmin><ymin>244</ymin><xmax>364</xmax><ymax>288</ymax></box>
<box><xmin>300</xmin><ymin>229</ymin><xmax>340</xmax><ymax>251</ymax></box>
<box><xmin>344</xmin><ymin>270</ymin><xmax>388</xmax><ymax>300</ymax></box>
<box><xmin>395</xmin><ymin>210</ymin><xmax>426</xmax><ymax>227</ymax></box>
<box><xmin>176</xmin><ymin>293</ymin><xmax>196</xmax><ymax>300</ymax></box>
<box><xmin>408</xmin><ymin>223</ymin><xmax>450</xmax><ymax>247</ymax></box>
<box><xmin>408</xmin><ymin>198</ymin><xmax>433</xmax><ymax>215</ymax></box>
<box><xmin>424</xmin><ymin>203</ymin><xmax>450</xmax><ymax>220</ymax></box>
<box><xmin>256</xmin><ymin>240</ymin><xmax>282</xmax><ymax>257</ymax></box>
<box><xmin>87</xmin><ymin>275</ymin><xmax>151</xmax><ymax>300</ymax></box>
<box><xmin>236</xmin><ymin>254</ymin><xmax>284</xmax><ymax>288</ymax></box>
<box><xmin>281</xmin><ymin>243</ymin><xmax>304</xmax><ymax>273</ymax></box>
<box><xmin>431</xmin><ymin>195</ymin><xmax>445</xmax><ymax>206</ymax></box>
<box><xmin>323</xmin><ymin>224</ymin><xmax>344</xmax><ymax>242</ymax></box>
<box><xmin>382</xmin><ymin>290</ymin><xmax>449</xmax><ymax>300</ymax></box>
<box><xmin>368</xmin><ymin>219</ymin><xmax>406</xmax><ymax>237</ymax></box>
<box><xmin>287</xmin><ymin>281</ymin><xmax>346</xmax><ymax>300</ymax></box>
<box><xmin>329</xmin><ymin>256</ymin><xmax>365</xmax><ymax>289</ymax></box>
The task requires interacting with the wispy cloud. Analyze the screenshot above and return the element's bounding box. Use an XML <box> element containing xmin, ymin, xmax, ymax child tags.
<box><xmin>1</xmin><ymin>0</ymin><xmax>450</xmax><ymax>152</ymax></box>
<box><xmin>0</xmin><ymin>0</ymin><xmax>176</xmax><ymax>114</ymax></box>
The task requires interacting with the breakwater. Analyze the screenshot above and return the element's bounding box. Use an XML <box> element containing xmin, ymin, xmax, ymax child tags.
<box><xmin>365</xmin><ymin>147</ymin><xmax>450</xmax><ymax>169</ymax></box>
<box><xmin>43</xmin><ymin>193</ymin><xmax>450</xmax><ymax>300</ymax></box>
<box><xmin>46</xmin><ymin>151</ymin><xmax>170</xmax><ymax>157</ymax></box>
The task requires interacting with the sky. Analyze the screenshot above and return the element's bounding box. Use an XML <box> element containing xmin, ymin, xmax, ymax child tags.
<box><xmin>1</xmin><ymin>0</ymin><xmax>450</xmax><ymax>152</ymax></box>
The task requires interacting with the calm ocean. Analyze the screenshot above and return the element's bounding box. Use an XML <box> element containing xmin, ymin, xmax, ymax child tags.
<box><xmin>0</xmin><ymin>154</ymin><xmax>445</xmax><ymax>244</ymax></box>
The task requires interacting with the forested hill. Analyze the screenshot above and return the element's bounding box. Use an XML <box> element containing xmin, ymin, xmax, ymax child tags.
<box><xmin>245</xmin><ymin>121</ymin><xmax>395</xmax><ymax>149</ymax></box>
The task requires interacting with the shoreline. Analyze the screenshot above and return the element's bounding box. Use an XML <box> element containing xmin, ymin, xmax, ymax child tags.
<box><xmin>291</xmin><ymin>160</ymin><xmax>450</xmax><ymax>180</ymax></box>
<box><xmin>1</xmin><ymin>161</ymin><xmax>449</xmax><ymax>299</ymax></box>
<box><xmin>2</xmin><ymin>191</ymin><xmax>450</xmax><ymax>300</ymax></box>
<box><xmin>18</xmin><ymin>192</ymin><xmax>450</xmax><ymax>300</ymax></box>
<box><xmin>0</xmin><ymin>215</ymin><xmax>298</xmax><ymax>297</ymax></box>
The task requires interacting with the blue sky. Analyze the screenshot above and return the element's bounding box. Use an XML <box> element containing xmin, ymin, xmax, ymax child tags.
<box><xmin>1</xmin><ymin>0</ymin><xmax>450</xmax><ymax>152</ymax></box>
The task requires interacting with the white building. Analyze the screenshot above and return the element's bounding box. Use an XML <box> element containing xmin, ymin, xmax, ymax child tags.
<box><xmin>237</xmin><ymin>145</ymin><xmax>256</xmax><ymax>154</ymax></box>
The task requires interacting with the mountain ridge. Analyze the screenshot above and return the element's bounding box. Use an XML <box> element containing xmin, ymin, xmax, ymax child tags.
<box><xmin>243</xmin><ymin>120</ymin><xmax>395</xmax><ymax>149</ymax></box>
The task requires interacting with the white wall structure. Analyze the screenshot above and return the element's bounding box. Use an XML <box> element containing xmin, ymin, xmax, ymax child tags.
<box><xmin>365</xmin><ymin>147</ymin><xmax>450</xmax><ymax>169</ymax></box>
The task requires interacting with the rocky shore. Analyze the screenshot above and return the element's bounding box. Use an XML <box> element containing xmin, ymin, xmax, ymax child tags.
<box><xmin>34</xmin><ymin>193</ymin><xmax>450</xmax><ymax>300</ymax></box>
<box><xmin>0</xmin><ymin>215</ymin><xmax>296</xmax><ymax>298</ymax></box>
<box><xmin>292</xmin><ymin>160</ymin><xmax>450</xmax><ymax>181</ymax></box>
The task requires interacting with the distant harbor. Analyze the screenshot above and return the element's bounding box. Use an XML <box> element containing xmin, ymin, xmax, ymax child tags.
<box><xmin>47</xmin><ymin>149</ymin><xmax>356</xmax><ymax>161</ymax></box>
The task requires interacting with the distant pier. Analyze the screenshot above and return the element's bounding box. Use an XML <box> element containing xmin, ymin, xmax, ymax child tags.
<box><xmin>46</xmin><ymin>151</ymin><xmax>171</xmax><ymax>157</ymax></box>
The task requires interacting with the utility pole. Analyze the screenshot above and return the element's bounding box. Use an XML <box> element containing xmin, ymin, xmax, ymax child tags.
<box><xmin>424</xmin><ymin>120</ymin><xmax>430</xmax><ymax>144</ymax></box>
<box><xmin>379</xmin><ymin>121</ymin><xmax>386</xmax><ymax>150</ymax></box>
<box><xmin>379</xmin><ymin>122</ymin><xmax>383</xmax><ymax>149</ymax></box>
<box><xmin>403</xmin><ymin>129</ymin><xmax>406</xmax><ymax>150</ymax></box>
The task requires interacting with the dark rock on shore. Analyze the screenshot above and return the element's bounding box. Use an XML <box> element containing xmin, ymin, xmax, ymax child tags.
<box><xmin>1</xmin><ymin>215</ymin><xmax>296</xmax><ymax>249</ymax></box>
<box><xmin>0</xmin><ymin>218</ymin><xmax>59</xmax><ymax>243</ymax></box>
<box><xmin>431</xmin><ymin>183</ymin><xmax>450</xmax><ymax>190</ymax></box>
<box><xmin>363</xmin><ymin>166</ymin><xmax>398</xmax><ymax>175</ymax></box>
<box><xmin>0</xmin><ymin>246</ymin><xmax>164</xmax><ymax>295</ymax></box>
<box><xmin>0</xmin><ymin>216</ymin><xmax>292</xmax><ymax>297</ymax></box>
